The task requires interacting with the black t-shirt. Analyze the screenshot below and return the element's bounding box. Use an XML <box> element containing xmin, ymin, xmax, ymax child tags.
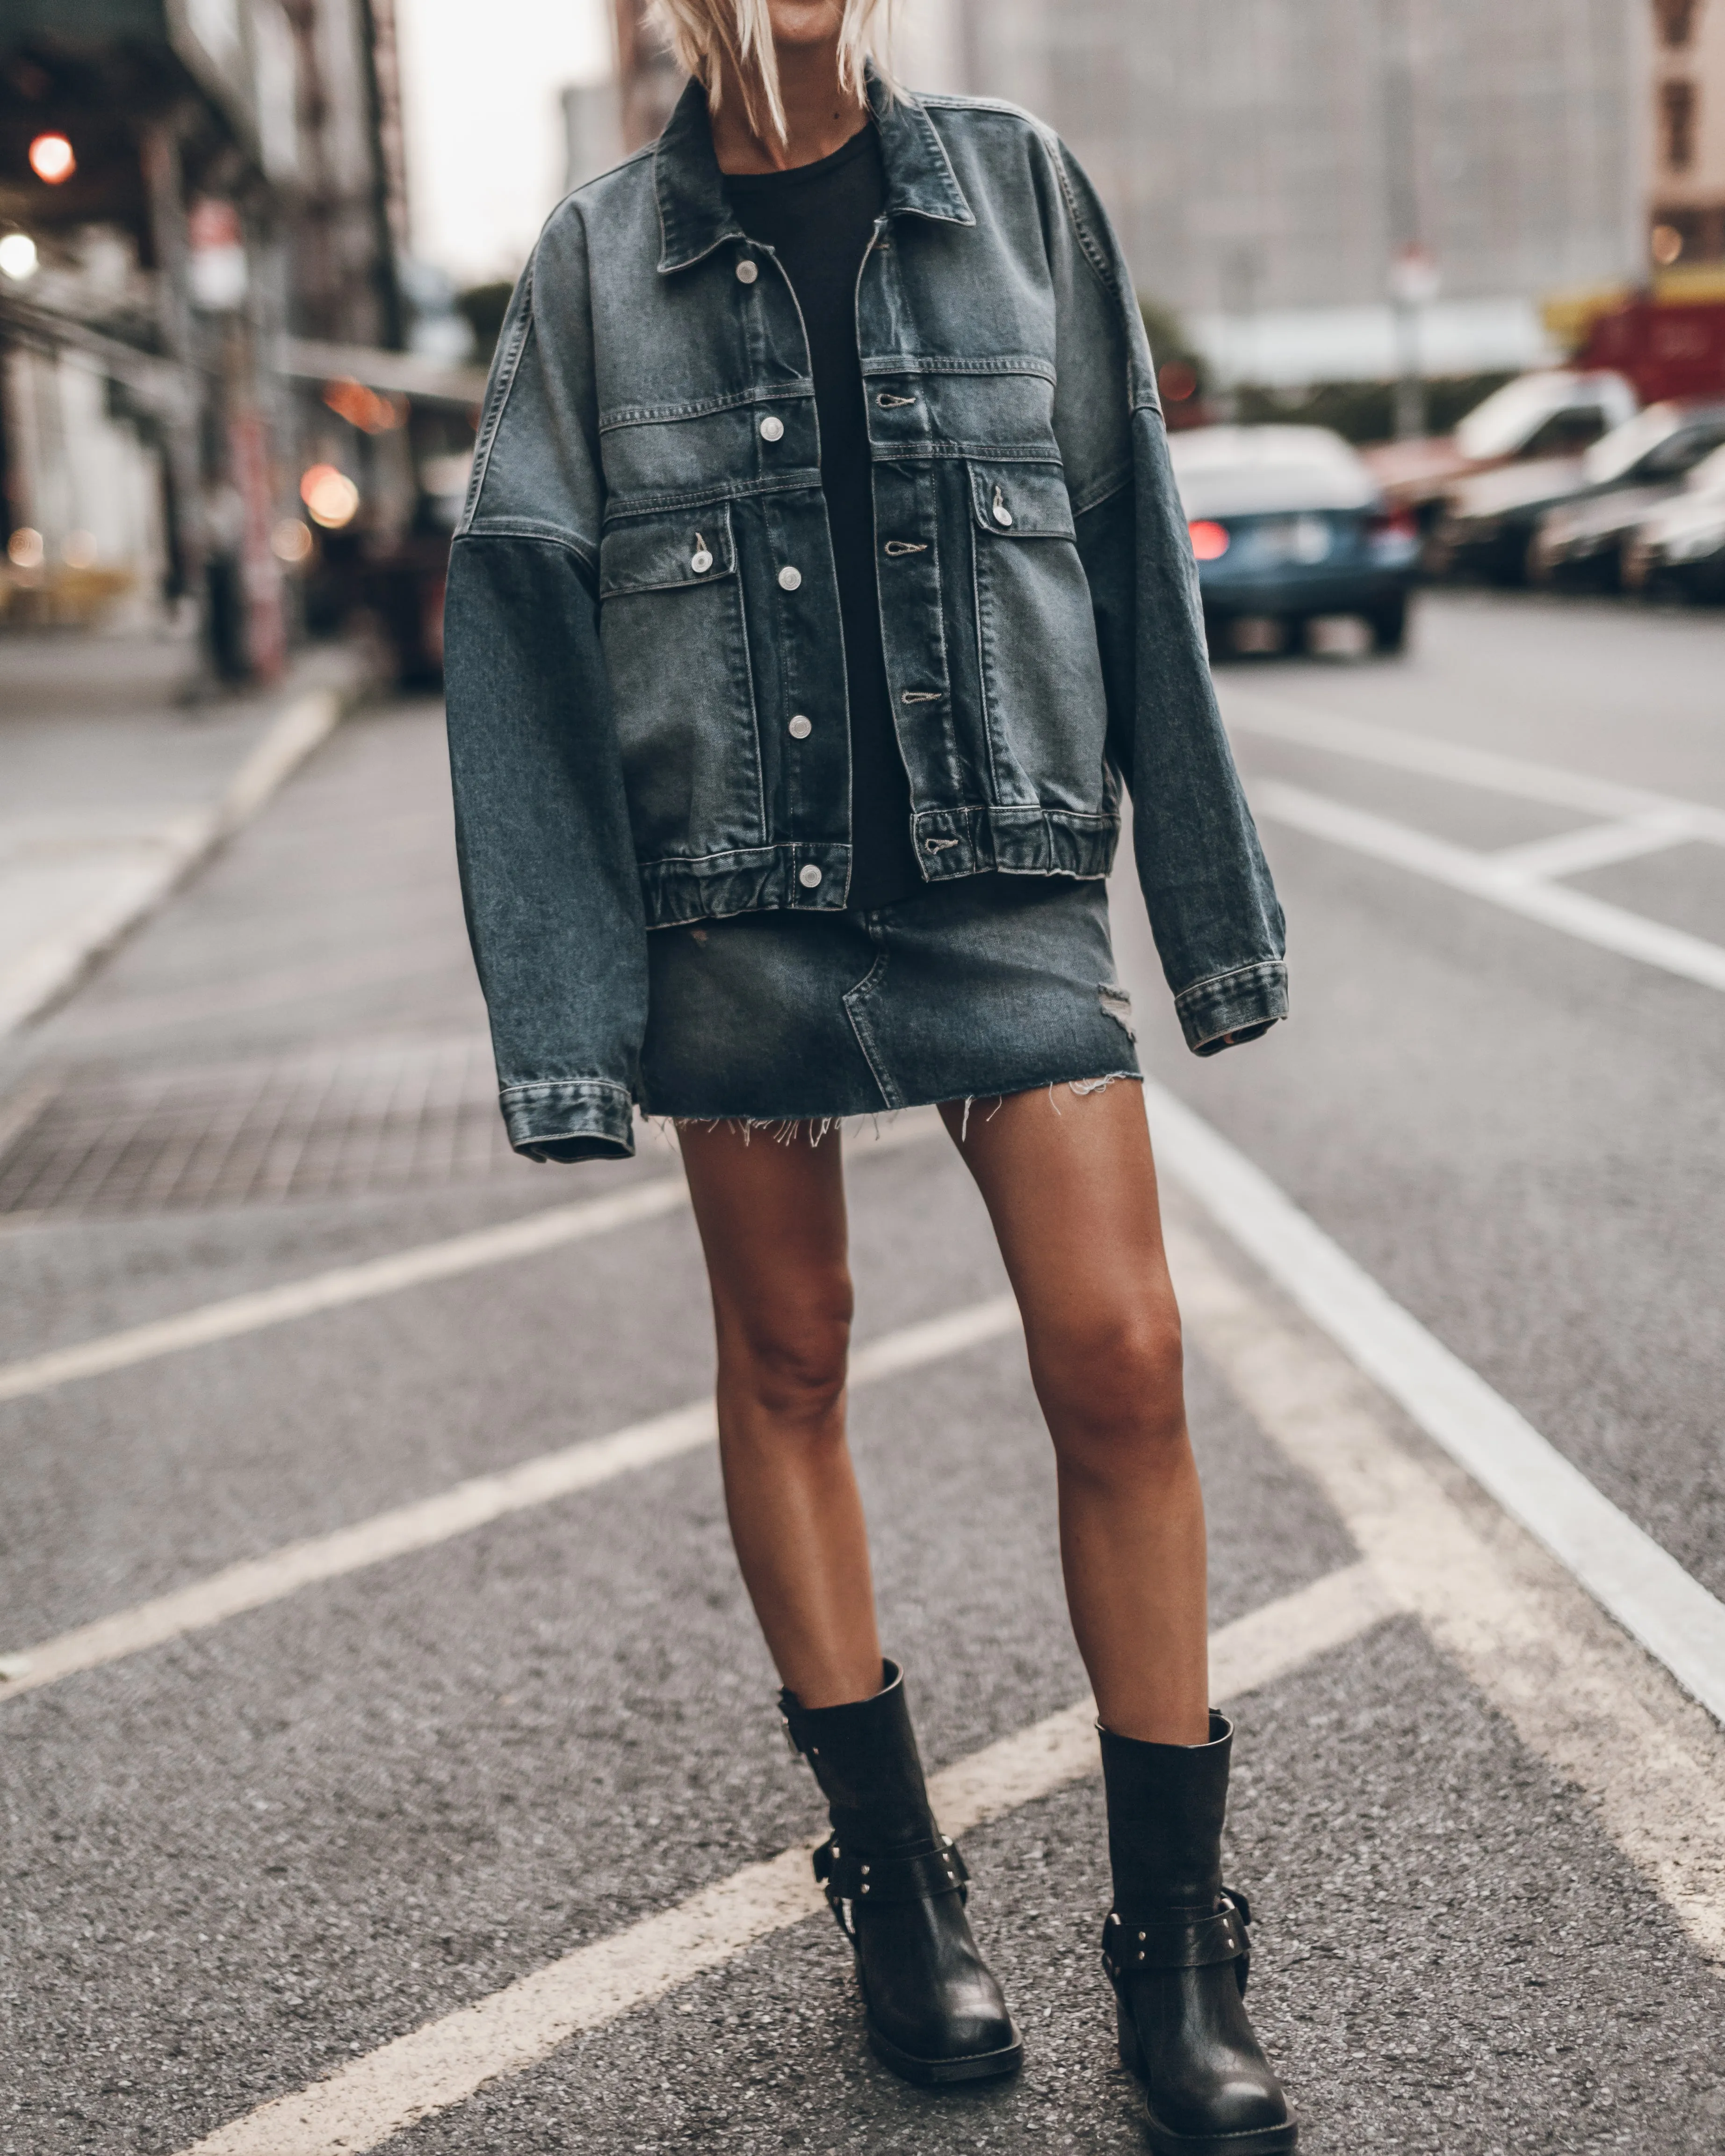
<box><xmin>726</xmin><ymin>126</ymin><xmax>924</xmax><ymax>911</ymax></box>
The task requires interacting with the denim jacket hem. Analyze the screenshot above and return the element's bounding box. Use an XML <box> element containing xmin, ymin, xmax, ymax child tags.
<box><xmin>1175</xmin><ymin>961</ymin><xmax>1290</xmax><ymax>1057</ymax></box>
<box><xmin>501</xmin><ymin>1079</ymin><xmax>635</xmax><ymax>1161</ymax></box>
<box><xmin>637</xmin><ymin>808</ymin><xmax>1120</xmax><ymax>926</ymax></box>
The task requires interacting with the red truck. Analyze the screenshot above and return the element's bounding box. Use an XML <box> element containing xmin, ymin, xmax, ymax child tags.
<box><xmin>1577</xmin><ymin>288</ymin><xmax>1725</xmax><ymax>405</ymax></box>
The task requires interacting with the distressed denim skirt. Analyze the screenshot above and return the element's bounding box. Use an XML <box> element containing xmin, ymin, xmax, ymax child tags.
<box><xmin>639</xmin><ymin>873</ymin><xmax>1141</xmax><ymax>1124</ymax></box>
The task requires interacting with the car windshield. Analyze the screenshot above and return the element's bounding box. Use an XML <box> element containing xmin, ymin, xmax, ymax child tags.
<box><xmin>1582</xmin><ymin>406</ymin><xmax>1686</xmax><ymax>484</ymax></box>
<box><xmin>1456</xmin><ymin>373</ymin><xmax>1581</xmax><ymax>460</ymax></box>
<box><xmin>1167</xmin><ymin>426</ymin><xmax>1375</xmax><ymax>517</ymax></box>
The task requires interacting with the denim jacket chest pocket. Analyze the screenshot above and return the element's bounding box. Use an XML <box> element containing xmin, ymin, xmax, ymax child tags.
<box><xmin>962</xmin><ymin>458</ymin><xmax>1112</xmax><ymax>813</ymax></box>
<box><xmin>598</xmin><ymin>502</ymin><xmax>765</xmax><ymax>864</ymax></box>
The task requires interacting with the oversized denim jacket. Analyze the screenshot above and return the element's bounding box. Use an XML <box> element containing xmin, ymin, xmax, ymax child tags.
<box><xmin>444</xmin><ymin>72</ymin><xmax>1287</xmax><ymax>1161</ymax></box>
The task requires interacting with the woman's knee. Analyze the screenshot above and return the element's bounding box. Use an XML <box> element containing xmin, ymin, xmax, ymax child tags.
<box><xmin>1033</xmin><ymin>1303</ymin><xmax>1187</xmax><ymax>1467</ymax></box>
<box><xmin>717</xmin><ymin>1280</ymin><xmax>853</xmax><ymax>1423</ymax></box>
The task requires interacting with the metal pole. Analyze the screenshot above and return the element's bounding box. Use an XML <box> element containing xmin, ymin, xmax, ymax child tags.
<box><xmin>1381</xmin><ymin>0</ymin><xmax>1429</xmax><ymax>440</ymax></box>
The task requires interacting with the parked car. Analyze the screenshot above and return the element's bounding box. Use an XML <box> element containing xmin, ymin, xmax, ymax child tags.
<box><xmin>1168</xmin><ymin>425</ymin><xmax>1421</xmax><ymax>654</ymax></box>
<box><xmin>1433</xmin><ymin>399</ymin><xmax>1725</xmax><ymax>584</ymax></box>
<box><xmin>1364</xmin><ymin>368</ymin><xmax>1638</xmax><ymax>528</ymax></box>
<box><xmin>1530</xmin><ymin>459</ymin><xmax>1702</xmax><ymax>591</ymax></box>
<box><xmin>1623</xmin><ymin>444</ymin><xmax>1725</xmax><ymax>602</ymax></box>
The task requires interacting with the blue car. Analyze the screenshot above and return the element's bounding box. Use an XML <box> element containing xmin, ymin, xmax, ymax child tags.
<box><xmin>1168</xmin><ymin>425</ymin><xmax>1422</xmax><ymax>654</ymax></box>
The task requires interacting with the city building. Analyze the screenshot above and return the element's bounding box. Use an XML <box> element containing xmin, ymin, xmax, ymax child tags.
<box><xmin>0</xmin><ymin>0</ymin><xmax>455</xmax><ymax>678</ymax></box>
<box><xmin>1650</xmin><ymin>0</ymin><xmax>1725</xmax><ymax>267</ymax></box>
<box><xmin>904</xmin><ymin>0</ymin><xmax>1647</xmax><ymax>387</ymax></box>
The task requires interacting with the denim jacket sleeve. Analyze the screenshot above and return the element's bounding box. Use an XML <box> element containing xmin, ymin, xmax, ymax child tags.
<box><xmin>443</xmin><ymin>208</ymin><xmax>648</xmax><ymax>1161</ymax></box>
<box><xmin>1043</xmin><ymin>140</ymin><xmax>1289</xmax><ymax>1055</ymax></box>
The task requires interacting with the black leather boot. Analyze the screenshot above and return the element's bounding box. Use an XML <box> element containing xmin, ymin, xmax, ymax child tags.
<box><xmin>780</xmin><ymin>1660</ymin><xmax>1023</xmax><ymax>2085</ymax></box>
<box><xmin>1100</xmin><ymin>1712</ymin><xmax>1297</xmax><ymax>2153</ymax></box>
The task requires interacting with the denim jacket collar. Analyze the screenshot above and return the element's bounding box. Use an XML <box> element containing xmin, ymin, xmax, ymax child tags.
<box><xmin>655</xmin><ymin>64</ymin><xmax>974</xmax><ymax>274</ymax></box>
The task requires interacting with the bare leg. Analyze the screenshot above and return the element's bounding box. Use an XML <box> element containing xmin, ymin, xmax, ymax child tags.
<box><xmin>941</xmin><ymin>1082</ymin><xmax>1209</xmax><ymax>1744</ymax></box>
<box><xmin>677</xmin><ymin>1122</ymin><xmax>882</xmax><ymax>1708</ymax></box>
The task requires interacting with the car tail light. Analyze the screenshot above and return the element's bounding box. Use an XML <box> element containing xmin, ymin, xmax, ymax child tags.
<box><xmin>1367</xmin><ymin>505</ymin><xmax>1418</xmax><ymax>541</ymax></box>
<box><xmin>1188</xmin><ymin>519</ymin><xmax>1230</xmax><ymax>560</ymax></box>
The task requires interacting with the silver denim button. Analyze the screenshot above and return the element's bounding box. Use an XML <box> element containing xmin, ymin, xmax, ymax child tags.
<box><xmin>778</xmin><ymin>564</ymin><xmax>802</xmax><ymax>591</ymax></box>
<box><xmin>690</xmin><ymin>535</ymin><xmax>713</xmax><ymax>574</ymax></box>
<box><xmin>735</xmin><ymin>258</ymin><xmax>758</xmax><ymax>284</ymax></box>
<box><xmin>787</xmin><ymin>714</ymin><xmax>812</xmax><ymax>739</ymax></box>
<box><xmin>992</xmin><ymin>484</ymin><xmax>1014</xmax><ymax>527</ymax></box>
<box><xmin>759</xmin><ymin>415</ymin><xmax>785</xmax><ymax>442</ymax></box>
<box><xmin>798</xmin><ymin>862</ymin><xmax>823</xmax><ymax>888</ymax></box>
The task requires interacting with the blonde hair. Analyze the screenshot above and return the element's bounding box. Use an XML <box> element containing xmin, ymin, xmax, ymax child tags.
<box><xmin>647</xmin><ymin>0</ymin><xmax>893</xmax><ymax>146</ymax></box>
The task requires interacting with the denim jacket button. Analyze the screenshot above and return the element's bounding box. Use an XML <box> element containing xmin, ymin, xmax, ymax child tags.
<box><xmin>735</xmin><ymin>258</ymin><xmax>759</xmax><ymax>284</ymax></box>
<box><xmin>798</xmin><ymin>863</ymin><xmax>823</xmax><ymax>888</ymax></box>
<box><xmin>778</xmin><ymin>564</ymin><xmax>802</xmax><ymax>591</ymax></box>
<box><xmin>787</xmin><ymin>714</ymin><xmax>813</xmax><ymax>739</ymax></box>
<box><xmin>759</xmin><ymin>415</ymin><xmax>785</xmax><ymax>442</ymax></box>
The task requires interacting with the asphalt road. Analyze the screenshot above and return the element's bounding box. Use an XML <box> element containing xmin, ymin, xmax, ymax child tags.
<box><xmin>3</xmin><ymin>587</ymin><xmax>1725</xmax><ymax>2155</ymax></box>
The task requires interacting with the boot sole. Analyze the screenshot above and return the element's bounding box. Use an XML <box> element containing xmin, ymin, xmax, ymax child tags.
<box><xmin>868</xmin><ymin>2024</ymin><xmax>1025</xmax><ymax>2087</ymax></box>
<box><xmin>1119</xmin><ymin>2005</ymin><xmax>1298</xmax><ymax>2154</ymax></box>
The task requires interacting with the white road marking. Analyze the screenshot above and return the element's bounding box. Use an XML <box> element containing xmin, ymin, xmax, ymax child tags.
<box><xmin>0</xmin><ymin>1292</ymin><xmax>1019</xmax><ymax>1701</ymax></box>
<box><xmin>173</xmin><ymin>1565</ymin><xmax>1390</xmax><ymax>2156</ymax></box>
<box><xmin>1489</xmin><ymin>808</ymin><xmax>1698</xmax><ymax>885</ymax></box>
<box><xmin>0</xmin><ymin>1177</ymin><xmax>693</xmax><ymax>1407</ymax></box>
<box><xmin>1223</xmin><ymin>686</ymin><xmax>1725</xmax><ymax>842</ymax></box>
<box><xmin>0</xmin><ymin>1108</ymin><xmax>946</xmax><ymax>1409</ymax></box>
<box><xmin>1144</xmin><ymin>1076</ymin><xmax>1725</xmax><ymax>1729</ymax></box>
<box><xmin>1168</xmin><ymin>1212</ymin><xmax>1725</xmax><ymax>1962</ymax></box>
<box><xmin>1254</xmin><ymin>778</ymin><xmax>1725</xmax><ymax>994</ymax></box>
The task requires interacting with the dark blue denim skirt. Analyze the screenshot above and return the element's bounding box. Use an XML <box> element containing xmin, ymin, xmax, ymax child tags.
<box><xmin>639</xmin><ymin>873</ymin><xmax>1141</xmax><ymax>1122</ymax></box>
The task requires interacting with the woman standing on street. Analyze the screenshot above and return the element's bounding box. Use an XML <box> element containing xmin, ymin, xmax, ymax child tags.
<box><xmin>443</xmin><ymin>3</ymin><xmax>1295</xmax><ymax>2146</ymax></box>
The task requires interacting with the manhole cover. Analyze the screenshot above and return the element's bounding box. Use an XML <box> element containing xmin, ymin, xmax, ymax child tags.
<box><xmin>0</xmin><ymin>1035</ymin><xmax>526</xmax><ymax>1218</ymax></box>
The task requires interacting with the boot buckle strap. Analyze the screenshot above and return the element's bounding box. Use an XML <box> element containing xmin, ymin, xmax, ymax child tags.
<box><xmin>813</xmin><ymin>1833</ymin><xmax>968</xmax><ymax>1915</ymax></box>
<box><xmin>1100</xmin><ymin>1891</ymin><xmax>1251</xmax><ymax>1977</ymax></box>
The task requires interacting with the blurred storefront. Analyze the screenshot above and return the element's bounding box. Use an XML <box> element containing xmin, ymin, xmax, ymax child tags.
<box><xmin>0</xmin><ymin>0</ymin><xmax>476</xmax><ymax>684</ymax></box>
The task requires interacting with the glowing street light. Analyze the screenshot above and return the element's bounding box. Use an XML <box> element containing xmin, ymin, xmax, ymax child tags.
<box><xmin>0</xmin><ymin>233</ymin><xmax>38</xmax><ymax>281</ymax></box>
<box><xmin>271</xmin><ymin>519</ymin><xmax>314</xmax><ymax>564</ymax></box>
<box><xmin>28</xmin><ymin>134</ymin><xmax>76</xmax><ymax>185</ymax></box>
<box><xmin>299</xmin><ymin>465</ymin><xmax>360</xmax><ymax>529</ymax></box>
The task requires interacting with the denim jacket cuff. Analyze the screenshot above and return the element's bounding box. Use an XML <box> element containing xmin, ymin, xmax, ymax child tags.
<box><xmin>501</xmin><ymin>1079</ymin><xmax>636</xmax><ymax>1161</ymax></box>
<box><xmin>1175</xmin><ymin>961</ymin><xmax>1289</xmax><ymax>1058</ymax></box>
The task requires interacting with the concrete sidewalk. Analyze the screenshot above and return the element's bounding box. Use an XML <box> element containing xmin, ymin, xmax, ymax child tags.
<box><xmin>0</xmin><ymin>633</ymin><xmax>374</xmax><ymax>1037</ymax></box>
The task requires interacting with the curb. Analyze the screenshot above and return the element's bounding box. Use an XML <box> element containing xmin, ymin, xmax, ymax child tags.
<box><xmin>0</xmin><ymin>673</ymin><xmax>365</xmax><ymax>1037</ymax></box>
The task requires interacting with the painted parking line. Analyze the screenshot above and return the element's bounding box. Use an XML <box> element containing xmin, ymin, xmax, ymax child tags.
<box><xmin>1253</xmin><ymin>778</ymin><xmax>1725</xmax><ymax>994</ymax></box>
<box><xmin>174</xmin><ymin>1563</ymin><xmax>1392</xmax><ymax>2156</ymax></box>
<box><xmin>1223</xmin><ymin>687</ymin><xmax>1725</xmax><ymax>842</ymax></box>
<box><xmin>0</xmin><ymin>1295</ymin><xmax>1018</xmax><ymax>1701</ymax></box>
<box><xmin>13</xmin><ymin>1071</ymin><xmax>1725</xmax><ymax>1766</ymax></box>
<box><xmin>1218</xmin><ymin>688</ymin><xmax>1725</xmax><ymax>993</ymax></box>
<box><xmin>171</xmin><ymin>1176</ymin><xmax>1725</xmax><ymax>2156</ymax></box>
<box><xmin>0</xmin><ymin>1177</ymin><xmax>690</xmax><ymax>1408</ymax></box>
<box><xmin>0</xmin><ymin>1108</ymin><xmax>944</xmax><ymax>1409</ymax></box>
<box><xmin>1144</xmin><ymin>1076</ymin><xmax>1725</xmax><ymax>1729</ymax></box>
<box><xmin>1166</xmin><ymin>1210</ymin><xmax>1725</xmax><ymax>1964</ymax></box>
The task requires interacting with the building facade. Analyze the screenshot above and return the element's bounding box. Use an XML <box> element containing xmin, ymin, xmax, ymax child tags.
<box><xmin>1650</xmin><ymin>0</ymin><xmax>1725</xmax><ymax>266</ymax></box>
<box><xmin>903</xmin><ymin>0</ymin><xmax>1646</xmax><ymax>383</ymax></box>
